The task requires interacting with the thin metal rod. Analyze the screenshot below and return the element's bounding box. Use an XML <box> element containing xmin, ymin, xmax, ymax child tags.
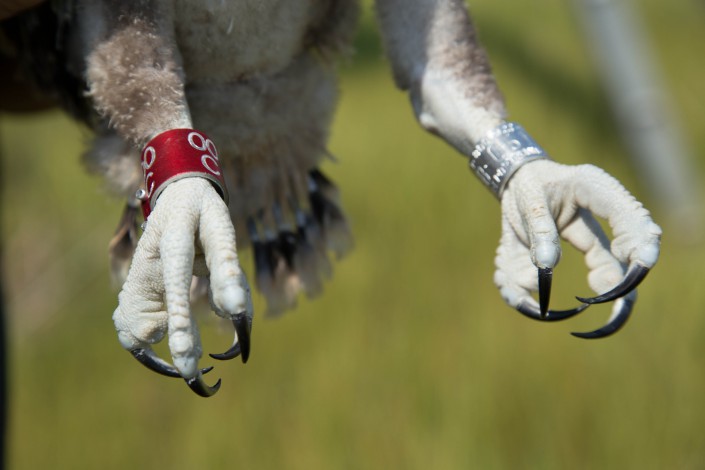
<box><xmin>572</xmin><ymin>0</ymin><xmax>701</xmax><ymax>235</ymax></box>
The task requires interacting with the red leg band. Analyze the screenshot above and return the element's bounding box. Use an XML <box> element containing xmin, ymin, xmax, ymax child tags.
<box><xmin>138</xmin><ymin>129</ymin><xmax>228</xmax><ymax>220</ymax></box>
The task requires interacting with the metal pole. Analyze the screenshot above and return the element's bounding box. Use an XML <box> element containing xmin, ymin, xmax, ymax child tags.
<box><xmin>0</xmin><ymin>131</ymin><xmax>7</xmax><ymax>470</ymax></box>
<box><xmin>0</xmin><ymin>251</ymin><xmax>5</xmax><ymax>470</ymax></box>
<box><xmin>572</xmin><ymin>0</ymin><xmax>702</xmax><ymax>238</ymax></box>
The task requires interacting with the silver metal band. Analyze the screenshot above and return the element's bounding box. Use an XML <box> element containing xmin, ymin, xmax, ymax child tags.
<box><xmin>469</xmin><ymin>122</ymin><xmax>550</xmax><ymax>198</ymax></box>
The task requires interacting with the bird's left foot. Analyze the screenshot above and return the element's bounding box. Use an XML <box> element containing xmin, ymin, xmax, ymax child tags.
<box><xmin>495</xmin><ymin>161</ymin><xmax>661</xmax><ymax>338</ymax></box>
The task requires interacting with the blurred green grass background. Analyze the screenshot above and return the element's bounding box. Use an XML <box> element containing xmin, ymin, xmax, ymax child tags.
<box><xmin>1</xmin><ymin>1</ymin><xmax>704</xmax><ymax>468</ymax></box>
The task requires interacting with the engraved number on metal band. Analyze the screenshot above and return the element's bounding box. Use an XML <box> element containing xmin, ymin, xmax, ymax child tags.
<box><xmin>469</xmin><ymin>122</ymin><xmax>550</xmax><ymax>197</ymax></box>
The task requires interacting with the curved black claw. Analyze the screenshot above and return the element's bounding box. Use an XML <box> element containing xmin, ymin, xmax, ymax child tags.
<box><xmin>130</xmin><ymin>348</ymin><xmax>181</xmax><ymax>378</ymax></box>
<box><xmin>516</xmin><ymin>301</ymin><xmax>590</xmax><ymax>322</ymax></box>
<box><xmin>571</xmin><ymin>296</ymin><xmax>635</xmax><ymax>339</ymax></box>
<box><xmin>576</xmin><ymin>263</ymin><xmax>649</xmax><ymax>305</ymax></box>
<box><xmin>538</xmin><ymin>267</ymin><xmax>553</xmax><ymax>318</ymax></box>
<box><xmin>209</xmin><ymin>313</ymin><xmax>251</xmax><ymax>363</ymax></box>
<box><xmin>209</xmin><ymin>342</ymin><xmax>241</xmax><ymax>361</ymax></box>
<box><xmin>184</xmin><ymin>374</ymin><xmax>222</xmax><ymax>398</ymax></box>
<box><xmin>131</xmin><ymin>348</ymin><xmax>215</xmax><ymax>378</ymax></box>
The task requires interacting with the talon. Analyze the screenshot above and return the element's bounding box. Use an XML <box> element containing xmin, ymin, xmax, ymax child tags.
<box><xmin>232</xmin><ymin>313</ymin><xmax>252</xmax><ymax>363</ymax></box>
<box><xmin>131</xmin><ymin>348</ymin><xmax>214</xmax><ymax>377</ymax></box>
<box><xmin>538</xmin><ymin>267</ymin><xmax>552</xmax><ymax>318</ymax></box>
<box><xmin>184</xmin><ymin>373</ymin><xmax>222</xmax><ymax>398</ymax></box>
<box><xmin>571</xmin><ymin>296</ymin><xmax>635</xmax><ymax>339</ymax></box>
<box><xmin>209</xmin><ymin>313</ymin><xmax>251</xmax><ymax>363</ymax></box>
<box><xmin>576</xmin><ymin>263</ymin><xmax>649</xmax><ymax>304</ymax></box>
<box><xmin>209</xmin><ymin>341</ymin><xmax>241</xmax><ymax>361</ymax></box>
<box><xmin>516</xmin><ymin>301</ymin><xmax>590</xmax><ymax>322</ymax></box>
<box><xmin>130</xmin><ymin>348</ymin><xmax>181</xmax><ymax>378</ymax></box>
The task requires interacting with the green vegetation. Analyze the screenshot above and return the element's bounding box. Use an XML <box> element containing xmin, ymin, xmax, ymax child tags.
<box><xmin>1</xmin><ymin>1</ymin><xmax>704</xmax><ymax>468</ymax></box>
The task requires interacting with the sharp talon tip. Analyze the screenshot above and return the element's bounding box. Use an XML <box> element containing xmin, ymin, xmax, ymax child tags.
<box><xmin>576</xmin><ymin>264</ymin><xmax>649</xmax><ymax>304</ymax></box>
<box><xmin>538</xmin><ymin>267</ymin><xmax>553</xmax><ymax>318</ymax></box>
<box><xmin>234</xmin><ymin>314</ymin><xmax>251</xmax><ymax>364</ymax></box>
<box><xmin>185</xmin><ymin>375</ymin><xmax>221</xmax><ymax>398</ymax></box>
<box><xmin>570</xmin><ymin>331</ymin><xmax>596</xmax><ymax>339</ymax></box>
<box><xmin>200</xmin><ymin>366</ymin><xmax>214</xmax><ymax>374</ymax></box>
<box><xmin>130</xmin><ymin>348</ymin><xmax>181</xmax><ymax>378</ymax></box>
<box><xmin>516</xmin><ymin>301</ymin><xmax>589</xmax><ymax>322</ymax></box>
<box><xmin>571</xmin><ymin>297</ymin><xmax>635</xmax><ymax>339</ymax></box>
<box><xmin>211</xmin><ymin>313</ymin><xmax>251</xmax><ymax>363</ymax></box>
<box><xmin>209</xmin><ymin>343</ymin><xmax>241</xmax><ymax>361</ymax></box>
